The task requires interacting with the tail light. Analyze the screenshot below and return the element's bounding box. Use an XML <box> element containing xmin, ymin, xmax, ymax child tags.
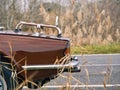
<box><xmin>64</xmin><ymin>47</ymin><xmax>70</xmax><ymax>55</ymax></box>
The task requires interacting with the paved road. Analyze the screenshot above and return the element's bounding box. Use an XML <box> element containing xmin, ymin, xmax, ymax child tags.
<box><xmin>43</xmin><ymin>54</ymin><xmax>120</xmax><ymax>90</ymax></box>
<box><xmin>1</xmin><ymin>54</ymin><xmax>120</xmax><ymax>90</ymax></box>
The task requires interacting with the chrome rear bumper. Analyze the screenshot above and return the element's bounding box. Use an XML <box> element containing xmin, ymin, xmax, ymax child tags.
<box><xmin>22</xmin><ymin>56</ymin><xmax>80</xmax><ymax>72</ymax></box>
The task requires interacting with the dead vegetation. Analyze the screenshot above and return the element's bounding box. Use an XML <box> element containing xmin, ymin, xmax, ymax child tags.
<box><xmin>0</xmin><ymin>0</ymin><xmax>120</xmax><ymax>46</ymax></box>
<box><xmin>0</xmin><ymin>43</ymin><xmax>114</xmax><ymax>90</ymax></box>
<box><xmin>0</xmin><ymin>0</ymin><xmax>120</xmax><ymax>89</ymax></box>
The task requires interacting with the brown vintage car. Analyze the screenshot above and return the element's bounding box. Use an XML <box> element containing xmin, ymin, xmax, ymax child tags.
<box><xmin>0</xmin><ymin>21</ymin><xmax>80</xmax><ymax>90</ymax></box>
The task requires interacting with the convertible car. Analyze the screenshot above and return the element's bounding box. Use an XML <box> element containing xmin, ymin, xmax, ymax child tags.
<box><xmin>0</xmin><ymin>21</ymin><xmax>80</xmax><ymax>90</ymax></box>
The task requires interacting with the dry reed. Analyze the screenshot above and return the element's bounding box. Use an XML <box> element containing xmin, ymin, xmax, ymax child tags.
<box><xmin>38</xmin><ymin>1</ymin><xmax>119</xmax><ymax>46</ymax></box>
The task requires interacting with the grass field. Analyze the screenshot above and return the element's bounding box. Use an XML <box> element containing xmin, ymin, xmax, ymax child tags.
<box><xmin>71</xmin><ymin>42</ymin><xmax>120</xmax><ymax>54</ymax></box>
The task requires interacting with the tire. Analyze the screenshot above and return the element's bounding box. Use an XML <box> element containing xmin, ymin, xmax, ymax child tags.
<box><xmin>2</xmin><ymin>64</ymin><xmax>17</xmax><ymax>90</ymax></box>
<box><xmin>0</xmin><ymin>75</ymin><xmax>7</xmax><ymax>90</ymax></box>
<box><xmin>0</xmin><ymin>54</ymin><xmax>18</xmax><ymax>90</ymax></box>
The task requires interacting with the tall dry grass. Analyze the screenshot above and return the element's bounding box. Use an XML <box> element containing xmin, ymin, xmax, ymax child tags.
<box><xmin>38</xmin><ymin>1</ymin><xmax>120</xmax><ymax>46</ymax></box>
<box><xmin>0</xmin><ymin>43</ymin><xmax>113</xmax><ymax>90</ymax></box>
<box><xmin>1</xmin><ymin>0</ymin><xmax>119</xmax><ymax>46</ymax></box>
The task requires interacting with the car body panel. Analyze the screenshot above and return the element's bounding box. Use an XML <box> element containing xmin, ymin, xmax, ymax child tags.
<box><xmin>0</xmin><ymin>33</ymin><xmax>69</xmax><ymax>80</ymax></box>
<box><xmin>0</xmin><ymin>22</ymin><xmax>80</xmax><ymax>85</ymax></box>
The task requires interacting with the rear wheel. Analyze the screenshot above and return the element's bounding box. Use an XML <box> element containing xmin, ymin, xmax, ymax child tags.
<box><xmin>0</xmin><ymin>75</ymin><xmax>7</xmax><ymax>90</ymax></box>
<box><xmin>0</xmin><ymin>54</ymin><xmax>18</xmax><ymax>90</ymax></box>
<box><xmin>2</xmin><ymin>65</ymin><xmax>17</xmax><ymax>90</ymax></box>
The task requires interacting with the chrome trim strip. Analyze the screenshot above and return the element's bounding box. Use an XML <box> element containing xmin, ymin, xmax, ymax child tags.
<box><xmin>22</xmin><ymin>61</ymin><xmax>79</xmax><ymax>70</ymax></box>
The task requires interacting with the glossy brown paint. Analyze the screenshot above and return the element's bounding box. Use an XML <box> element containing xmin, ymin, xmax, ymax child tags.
<box><xmin>0</xmin><ymin>33</ymin><xmax>69</xmax><ymax>80</ymax></box>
